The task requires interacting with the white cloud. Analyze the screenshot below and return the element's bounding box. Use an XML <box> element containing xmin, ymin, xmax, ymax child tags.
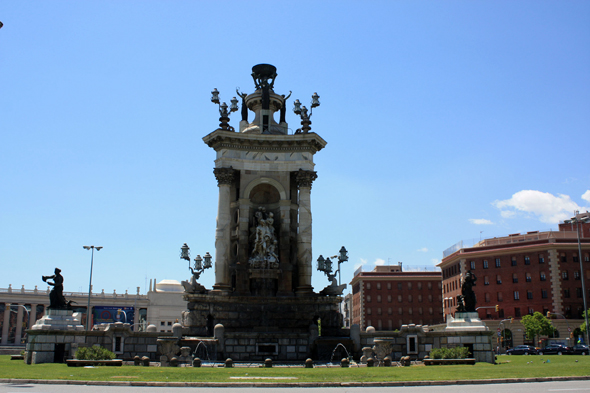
<box><xmin>431</xmin><ymin>258</ymin><xmax>440</xmax><ymax>266</ymax></box>
<box><xmin>375</xmin><ymin>258</ymin><xmax>386</xmax><ymax>266</ymax></box>
<box><xmin>354</xmin><ymin>258</ymin><xmax>369</xmax><ymax>270</ymax></box>
<box><xmin>493</xmin><ymin>190</ymin><xmax>588</xmax><ymax>224</ymax></box>
<box><xmin>468</xmin><ymin>218</ymin><xmax>493</xmax><ymax>225</ymax></box>
<box><xmin>417</xmin><ymin>247</ymin><xmax>429</xmax><ymax>252</ymax></box>
<box><xmin>582</xmin><ymin>190</ymin><xmax>590</xmax><ymax>203</ymax></box>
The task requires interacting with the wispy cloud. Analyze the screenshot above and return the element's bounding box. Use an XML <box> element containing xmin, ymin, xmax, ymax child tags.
<box><xmin>417</xmin><ymin>247</ymin><xmax>428</xmax><ymax>252</ymax></box>
<box><xmin>375</xmin><ymin>258</ymin><xmax>386</xmax><ymax>266</ymax></box>
<box><xmin>431</xmin><ymin>258</ymin><xmax>440</xmax><ymax>266</ymax></box>
<box><xmin>493</xmin><ymin>190</ymin><xmax>589</xmax><ymax>224</ymax></box>
<box><xmin>468</xmin><ymin>218</ymin><xmax>493</xmax><ymax>225</ymax></box>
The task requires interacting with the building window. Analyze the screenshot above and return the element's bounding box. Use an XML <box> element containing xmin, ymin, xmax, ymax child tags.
<box><xmin>515</xmin><ymin>308</ymin><xmax>521</xmax><ymax>317</ymax></box>
<box><xmin>527</xmin><ymin>291</ymin><xmax>533</xmax><ymax>299</ymax></box>
<box><xmin>483</xmin><ymin>260</ymin><xmax>489</xmax><ymax>269</ymax></box>
<box><xmin>367</xmin><ymin>295</ymin><xmax>372</xmax><ymax>302</ymax></box>
<box><xmin>577</xmin><ymin>288</ymin><xmax>583</xmax><ymax>298</ymax></box>
<box><xmin>408</xmin><ymin>307</ymin><xmax>413</xmax><ymax>315</ymax></box>
<box><xmin>408</xmin><ymin>295</ymin><xmax>413</xmax><ymax>302</ymax></box>
<box><xmin>398</xmin><ymin>308</ymin><xmax>403</xmax><ymax>315</ymax></box>
<box><xmin>512</xmin><ymin>274</ymin><xmax>518</xmax><ymax>283</ymax></box>
<box><xmin>497</xmin><ymin>292</ymin><xmax>503</xmax><ymax>302</ymax></box>
<box><xmin>484</xmin><ymin>276</ymin><xmax>489</xmax><ymax>285</ymax></box>
<box><xmin>387</xmin><ymin>295</ymin><xmax>392</xmax><ymax>303</ymax></box>
<box><xmin>398</xmin><ymin>295</ymin><xmax>403</xmax><ymax>303</ymax></box>
<box><xmin>562</xmin><ymin>271</ymin><xmax>568</xmax><ymax>280</ymax></box>
<box><xmin>524</xmin><ymin>256</ymin><xmax>530</xmax><ymax>265</ymax></box>
<box><xmin>495</xmin><ymin>258</ymin><xmax>501</xmax><ymax>268</ymax></box>
<box><xmin>573</xmin><ymin>255</ymin><xmax>579</xmax><ymax>263</ymax></box>
<box><xmin>428</xmin><ymin>294</ymin><xmax>433</xmax><ymax>302</ymax></box>
<box><xmin>419</xmin><ymin>307</ymin><xmax>423</xmax><ymax>315</ymax></box>
<box><xmin>526</xmin><ymin>273</ymin><xmax>531</xmax><ymax>282</ymax></box>
<box><xmin>496</xmin><ymin>275</ymin><xmax>502</xmax><ymax>284</ymax></box>
<box><xmin>470</xmin><ymin>261</ymin><xmax>475</xmax><ymax>270</ymax></box>
<box><xmin>377</xmin><ymin>295</ymin><xmax>382</xmax><ymax>303</ymax></box>
<box><xmin>514</xmin><ymin>291</ymin><xmax>520</xmax><ymax>300</ymax></box>
<box><xmin>408</xmin><ymin>282</ymin><xmax>412</xmax><ymax>290</ymax></box>
<box><xmin>160</xmin><ymin>321</ymin><xmax>165</xmax><ymax>326</ymax></box>
<box><xmin>428</xmin><ymin>282</ymin><xmax>432</xmax><ymax>290</ymax></box>
<box><xmin>564</xmin><ymin>289</ymin><xmax>570</xmax><ymax>298</ymax></box>
<box><xmin>387</xmin><ymin>283</ymin><xmax>391</xmax><ymax>290</ymax></box>
<box><xmin>377</xmin><ymin>307</ymin><xmax>382</xmax><ymax>315</ymax></box>
<box><xmin>539</xmin><ymin>255</ymin><xmax>545</xmax><ymax>263</ymax></box>
<box><xmin>418</xmin><ymin>282</ymin><xmax>422</xmax><ymax>290</ymax></box>
<box><xmin>540</xmin><ymin>272</ymin><xmax>546</xmax><ymax>281</ymax></box>
<box><xmin>485</xmin><ymin>293</ymin><xmax>490</xmax><ymax>302</ymax></box>
<box><xmin>398</xmin><ymin>283</ymin><xmax>402</xmax><ymax>290</ymax></box>
<box><xmin>561</xmin><ymin>254</ymin><xmax>567</xmax><ymax>263</ymax></box>
<box><xmin>367</xmin><ymin>283</ymin><xmax>371</xmax><ymax>290</ymax></box>
<box><xmin>528</xmin><ymin>307</ymin><xmax>534</xmax><ymax>315</ymax></box>
<box><xmin>367</xmin><ymin>308</ymin><xmax>372</xmax><ymax>315</ymax></box>
<box><xmin>511</xmin><ymin>258</ymin><xmax>517</xmax><ymax>266</ymax></box>
<box><xmin>585</xmin><ymin>254</ymin><xmax>589</xmax><ymax>262</ymax></box>
<box><xmin>418</xmin><ymin>294</ymin><xmax>423</xmax><ymax>302</ymax></box>
<box><xmin>429</xmin><ymin>307</ymin><xmax>433</xmax><ymax>315</ymax></box>
<box><xmin>388</xmin><ymin>307</ymin><xmax>392</xmax><ymax>315</ymax></box>
<box><xmin>541</xmin><ymin>290</ymin><xmax>548</xmax><ymax>299</ymax></box>
<box><xmin>574</xmin><ymin>270</ymin><xmax>580</xmax><ymax>280</ymax></box>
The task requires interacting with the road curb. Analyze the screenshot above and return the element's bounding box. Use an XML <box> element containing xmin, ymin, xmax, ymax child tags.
<box><xmin>2</xmin><ymin>376</ymin><xmax>590</xmax><ymax>387</ymax></box>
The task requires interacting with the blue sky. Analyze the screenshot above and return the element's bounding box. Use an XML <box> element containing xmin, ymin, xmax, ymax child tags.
<box><xmin>1</xmin><ymin>1</ymin><xmax>589</xmax><ymax>296</ymax></box>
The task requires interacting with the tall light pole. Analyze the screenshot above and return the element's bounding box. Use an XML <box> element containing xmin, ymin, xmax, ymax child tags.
<box><xmin>570</xmin><ymin>211</ymin><xmax>590</xmax><ymax>346</ymax></box>
<box><xmin>83</xmin><ymin>245</ymin><xmax>102</xmax><ymax>332</ymax></box>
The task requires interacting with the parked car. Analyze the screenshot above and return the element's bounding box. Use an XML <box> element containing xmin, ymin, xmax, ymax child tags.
<box><xmin>506</xmin><ymin>345</ymin><xmax>538</xmax><ymax>355</ymax></box>
<box><xmin>538</xmin><ymin>344</ymin><xmax>572</xmax><ymax>355</ymax></box>
<box><xmin>571</xmin><ymin>345</ymin><xmax>589</xmax><ymax>355</ymax></box>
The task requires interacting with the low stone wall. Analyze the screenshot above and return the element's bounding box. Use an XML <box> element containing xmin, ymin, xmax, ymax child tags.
<box><xmin>222</xmin><ymin>332</ymin><xmax>311</xmax><ymax>361</ymax></box>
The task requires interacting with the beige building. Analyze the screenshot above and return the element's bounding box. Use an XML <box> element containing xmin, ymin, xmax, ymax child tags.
<box><xmin>0</xmin><ymin>279</ymin><xmax>186</xmax><ymax>345</ymax></box>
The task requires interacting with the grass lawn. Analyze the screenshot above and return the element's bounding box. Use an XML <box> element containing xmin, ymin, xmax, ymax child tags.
<box><xmin>1</xmin><ymin>355</ymin><xmax>589</xmax><ymax>383</ymax></box>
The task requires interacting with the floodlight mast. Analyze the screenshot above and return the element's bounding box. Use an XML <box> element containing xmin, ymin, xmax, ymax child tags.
<box><xmin>83</xmin><ymin>245</ymin><xmax>102</xmax><ymax>334</ymax></box>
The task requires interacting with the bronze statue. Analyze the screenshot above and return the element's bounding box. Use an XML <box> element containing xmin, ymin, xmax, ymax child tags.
<box><xmin>42</xmin><ymin>268</ymin><xmax>68</xmax><ymax>309</ymax></box>
<box><xmin>457</xmin><ymin>270</ymin><xmax>477</xmax><ymax>312</ymax></box>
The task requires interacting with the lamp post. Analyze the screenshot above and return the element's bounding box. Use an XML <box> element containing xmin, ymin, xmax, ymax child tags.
<box><xmin>83</xmin><ymin>245</ymin><xmax>102</xmax><ymax>332</ymax></box>
<box><xmin>570</xmin><ymin>211</ymin><xmax>590</xmax><ymax>346</ymax></box>
<box><xmin>180</xmin><ymin>243</ymin><xmax>212</xmax><ymax>280</ymax></box>
<box><xmin>211</xmin><ymin>89</ymin><xmax>239</xmax><ymax>131</ymax></box>
<box><xmin>317</xmin><ymin>246</ymin><xmax>348</xmax><ymax>286</ymax></box>
<box><xmin>293</xmin><ymin>92</ymin><xmax>320</xmax><ymax>133</ymax></box>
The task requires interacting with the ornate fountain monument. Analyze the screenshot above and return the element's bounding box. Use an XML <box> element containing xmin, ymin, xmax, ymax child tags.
<box><xmin>181</xmin><ymin>64</ymin><xmax>346</xmax><ymax>361</ymax></box>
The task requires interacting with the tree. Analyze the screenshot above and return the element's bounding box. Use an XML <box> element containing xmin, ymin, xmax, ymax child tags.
<box><xmin>521</xmin><ymin>312</ymin><xmax>556</xmax><ymax>344</ymax></box>
<box><xmin>580</xmin><ymin>309</ymin><xmax>590</xmax><ymax>334</ymax></box>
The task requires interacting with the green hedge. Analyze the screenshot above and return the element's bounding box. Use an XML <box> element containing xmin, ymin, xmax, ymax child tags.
<box><xmin>429</xmin><ymin>347</ymin><xmax>470</xmax><ymax>359</ymax></box>
<box><xmin>75</xmin><ymin>346</ymin><xmax>115</xmax><ymax>360</ymax></box>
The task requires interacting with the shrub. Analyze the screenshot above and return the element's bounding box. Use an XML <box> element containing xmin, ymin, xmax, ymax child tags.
<box><xmin>429</xmin><ymin>346</ymin><xmax>471</xmax><ymax>359</ymax></box>
<box><xmin>75</xmin><ymin>346</ymin><xmax>115</xmax><ymax>360</ymax></box>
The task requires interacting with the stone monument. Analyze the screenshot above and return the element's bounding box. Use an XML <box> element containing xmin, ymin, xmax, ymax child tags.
<box><xmin>26</xmin><ymin>269</ymin><xmax>85</xmax><ymax>364</ymax></box>
<box><xmin>181</xmin><ymin>64</ymin><xmax>345</xmax><ymax>361</ymax></box>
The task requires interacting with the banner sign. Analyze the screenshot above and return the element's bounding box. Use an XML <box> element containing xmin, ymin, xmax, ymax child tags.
<box><xmin>92</xmin><ymin>306</ymin><xmax>135</xmax><ymax>329</ymax></box>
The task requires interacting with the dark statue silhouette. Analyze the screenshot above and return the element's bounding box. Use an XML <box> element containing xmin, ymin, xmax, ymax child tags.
<box><xmin>42</xmin><ymin>268</ymin><xmax>69</xmax><ymax>309</ymax></box>
<box><xmin>456</xmin><ymin>270</ymin><xmax>477</xmax><ymax>312</ymax></box>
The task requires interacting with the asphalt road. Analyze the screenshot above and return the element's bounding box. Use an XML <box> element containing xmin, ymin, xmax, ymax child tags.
<box><xmin>1</xmin><ymin>381</ymin><xmax>590</xmax><ymax>393</ymax></box>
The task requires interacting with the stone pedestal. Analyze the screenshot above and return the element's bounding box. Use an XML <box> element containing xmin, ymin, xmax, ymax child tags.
<box><xmin>26</xmin><ymin>309</ymin><xmax>85</xmax><ymax>364</ymax></box>
<box><xmin>445</xmin><ymin>312</ymin><xmax>487</xmax><ymax>331</ymax></box>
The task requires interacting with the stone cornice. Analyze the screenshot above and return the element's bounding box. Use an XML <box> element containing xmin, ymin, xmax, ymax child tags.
<box><xmin>203</xmin><ymin>129</ymin><xmax>327</xmax><ymax>153</ymax></box>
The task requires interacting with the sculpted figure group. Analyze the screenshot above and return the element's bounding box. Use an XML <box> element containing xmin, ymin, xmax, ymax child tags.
<box><xmin>249</xmin><ymin>207</ymin><xmax>279</xmax><ymax>269</ymax></box>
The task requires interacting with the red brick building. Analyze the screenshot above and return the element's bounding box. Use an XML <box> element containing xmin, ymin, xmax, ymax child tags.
<box><xmin>350</xmin><ymin>264</ymin><xmax>443</xmax><ymax>331</ymax></box>
<box><xmin>439</xmin><ymin>215</ymin><xmax>590</xmax><ymax>323</ymax></box>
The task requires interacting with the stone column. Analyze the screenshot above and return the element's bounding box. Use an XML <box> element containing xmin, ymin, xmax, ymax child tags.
<box><xmin>278</xmin><ymin>199</ymin><xmax>293</xmax><ymax>295</ymax></box>
<box><xmin>235</xmin><ymin>199</ymin><xmax>251</xmax><ymax>295</ymax></box>
<box><xmin>295</xmin><ymin>170</ymin><xmax>317</xmax><ymax>296</ymax></box>
<box><xmin>212</xmin><ymin>167</ymin><xmax>235</xmax><ymax>294</ymax></box>
<box><xmin>15</xmin><ymin>305</ymin><xmax>24</xmax><ymax>344</ymax></box>
<box><xmin>1</xmin><ymin>304</ymin><xmax>10</xmax><ymax>345</ymax></box>
<box><xmin>29</xmin><ymin>304</ymin><xmax>37</xmax><ymax>330</ymax></box>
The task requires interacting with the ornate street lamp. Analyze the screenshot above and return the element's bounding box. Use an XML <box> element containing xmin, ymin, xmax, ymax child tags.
<box><xmin>293</xmin><ymin>92</ymin><xmax>320</xmax><ymax>133</ymax></box>
<box><xmin>180</xmin><ymin>243</ymin><xmax>212</xmax><ymax>280</ymax></box>
<box><xmin>83</xmin><ymin>245</ymin><xmax>103</xmax><ymax>332</ymax></box>
<box><xmin>317</xmin><ymin>246</ymin><xmax>348</xmax><ymax>286</ymax></box>
<box><xmin>211</xmin><ymin>88</ymin><xmax>239</xmax><ymax>131</ymax></box>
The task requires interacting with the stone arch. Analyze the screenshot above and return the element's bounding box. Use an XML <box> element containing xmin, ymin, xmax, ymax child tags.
<box><xmin>243</xmin><ymin>177</ymin><xmax>287</xmax><ymax>201</ymax></box>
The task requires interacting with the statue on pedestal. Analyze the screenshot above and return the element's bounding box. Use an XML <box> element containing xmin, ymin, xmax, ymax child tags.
<box><xmin>456</xmin><ymin>270</ymin><xmax>477</xmax><ymax>312</ymax></box>
<box><xmin>42</xmin><ymin>268</ymin><xmax>68</xmax><ymax>309</ymax></box>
